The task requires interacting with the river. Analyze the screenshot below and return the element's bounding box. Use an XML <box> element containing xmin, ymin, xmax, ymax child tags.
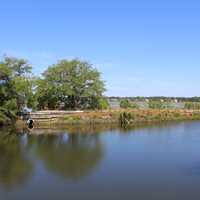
<box><xmin>1</xmin><ymin>121</ymin><xmax>200</xmax><ymax>200</ymax></box>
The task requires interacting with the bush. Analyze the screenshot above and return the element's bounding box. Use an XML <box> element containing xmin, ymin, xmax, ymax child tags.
<box><xmin>119</xmin><ymin>112</ymin><xmax>133</xmax><ymax>125</ymax></box>
<box><xmin>0</xmin><ymin>111</ymin><xmax>9</xmax><ymax>125</ymax></box>
<box><xmin>184</xmin><ymin>102</ymin><xmax>200</xmax><ymax>110</ymax></box>
<box><xmin>120</xmin><ymin>99</ymin><xmax>132</xmax><ymax>109</ymax></box>
<box><xmin>97</xmin><ymin>98</ymin><xmax>109</xmax><ymax>110</ymax></box>
<box><xmin>120</xmin><ymin>99</ymin><xmax>139</xmax><ymax>109</ymax></box>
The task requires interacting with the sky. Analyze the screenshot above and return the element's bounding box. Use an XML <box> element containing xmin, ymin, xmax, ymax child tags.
<box><xmin>1</xmin><ymin>0</ymin><xmax>200</xmax><ymax>97</ymax></box>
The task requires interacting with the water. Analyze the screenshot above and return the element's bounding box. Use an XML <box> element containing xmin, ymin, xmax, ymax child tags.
<box><xmin>1</xmin><ymin>121</ymin><xmax>200</xmax><ymax>200</ymax></box>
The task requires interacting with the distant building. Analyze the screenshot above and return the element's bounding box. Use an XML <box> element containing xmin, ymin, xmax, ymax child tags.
<box><xmin>108</xmin><ymin>98</ymin><xmax>120</xmax><ymax>109</ymax></box>
<box><xmin>174</xmin><ymin>99</ymin><xmax>178</xmax><ymax>103</ymax></box>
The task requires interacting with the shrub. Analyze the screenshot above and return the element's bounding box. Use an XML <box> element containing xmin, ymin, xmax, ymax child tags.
<box><xmin>97</xmin><ymin>98</ymin><xmax>109</xmax><ymax>110</ymax></box>
<box><xmin>184</xmin><ymin>102</ymin><xmax>200</xmax><ymax>110</ymax></box>
<box><xmin>119</xmin><ymin>112</ymin><xmax>133</xmax><ymax>125</ymax></box>
<box><xmin>120</xmin><ymin>99</ymin><xmax>138</xmax><ymax>109</ymax></box>
<box><xmin>120</xmin><ymin>99</ymin><xmax>131</xmax><ymax>108</ymax></box>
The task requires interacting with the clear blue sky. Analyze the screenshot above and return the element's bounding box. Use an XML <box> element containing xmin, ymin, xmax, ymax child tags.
<box><xmin>1</xmin><ymin>0</ymin><xmax>200</xmax><ymax>97</ymax></box>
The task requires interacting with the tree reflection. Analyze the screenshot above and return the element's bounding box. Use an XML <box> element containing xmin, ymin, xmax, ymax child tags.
<box><xmin>0</xmin><ymin>125</ymin><xmax>105</xmax><ymax>187</ymax></box>
<box><xmin>28</xmin><ymin>133</ymin><xmax>104</xmax><ymax>180</ymax></box>
<box><xmin>0</xmin><ymin>130</ymin><xmax>33</xmax><ymax>189</ymax></box>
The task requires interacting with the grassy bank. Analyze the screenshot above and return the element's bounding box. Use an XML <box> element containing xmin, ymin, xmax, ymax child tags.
<box><xmin>15</xmin><ymin>109</ymin><xmax>200</xmax><ymax>128</ymax></box>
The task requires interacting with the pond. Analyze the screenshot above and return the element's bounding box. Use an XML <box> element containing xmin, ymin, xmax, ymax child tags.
<box><xmin>1</xmin><ymin>121</ymin><xmax>200</xmax><ymax>200</ymax></box>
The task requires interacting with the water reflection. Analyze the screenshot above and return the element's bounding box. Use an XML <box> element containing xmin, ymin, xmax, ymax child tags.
<box><xmin>23</xmin><ymin>121</ymin><xmax>184</xmax><ymax>136</ymax></box>
<box><xmin>28</xmin><ymin>133</ymin><xmax>104</xmax><ymax>180</ymax></box>
<box><xmin>0</xmin><ymin>125</ymin><xmax>107</xmax><ymax>188</ymax></box>
<box><xmin>2</xmin><ymin>122</ymin><xmax>200</xmax><ymax>199</ymax></box>
<box><xmin>0</xmin><ymin>130</ymin><xmax>33</xmax><ymax>189</ymax></box>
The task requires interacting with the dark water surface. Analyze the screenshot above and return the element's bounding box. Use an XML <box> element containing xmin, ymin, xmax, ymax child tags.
<box><xmin>1</xmin><ymin>121</ymin><xmax>200</xmax><ymax>200</ymax></box>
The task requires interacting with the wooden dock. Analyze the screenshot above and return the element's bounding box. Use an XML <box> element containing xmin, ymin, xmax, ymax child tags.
<box><xmin>29</xmin><ymin>110</ymin><xmax>84</xmax><ymax>122</ymax></box>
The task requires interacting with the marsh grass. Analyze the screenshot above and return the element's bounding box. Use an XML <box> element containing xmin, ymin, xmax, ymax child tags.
<box><xmin>16</xmin><ymin>109</ymin><xmax>200</xmax><ymax>128</ymax></box>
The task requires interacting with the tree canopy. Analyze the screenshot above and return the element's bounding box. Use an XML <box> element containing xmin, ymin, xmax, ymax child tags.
<box><xmin>36</xmin><ymin>59</ymin><xmax>106</xmax><ymax>110</ymax></box>
<box><xmin>0</xmin><ymin>56</ymin><xmax>34</xmax><ymax>125</ymax></box>
<box><xmin>0</xmin><ymin>56</ymin><xmax>108</xmax><ymax>126</ymax></box>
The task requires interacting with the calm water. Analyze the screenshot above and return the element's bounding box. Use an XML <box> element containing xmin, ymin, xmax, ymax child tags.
<box><xmin>1</xmin><ymin>121</ymin><xmax>200</xmax><ymax>200</ymax></box>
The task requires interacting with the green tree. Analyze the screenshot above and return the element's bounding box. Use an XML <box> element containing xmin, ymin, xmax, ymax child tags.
<box><xmin>96</xmin><ymin>98</ymin><xmax>110</xmax><ymax>110</ymax></box>
<box><xmin>36</xmin><ymin>59</ymin><xmax>106</xmax><ymax>110</ymax></box>
<box><xmin>0</xmin><ymin>56</ymin><xmax>35</xmax><ymax>125</ymax></box>
<box><xmin>4</xmin><ymin>56</ymin><xmax>32</xmax><ymax>77</ymax></box>
<box><xmin>0</xmin><ymin>63</ymin><xmax>17</xmax><ymax>124</ymax></box>
<box><xmin>120</xmin><ymin>99</ymin><xmax>132</xmax><ymax>108</ymax></box>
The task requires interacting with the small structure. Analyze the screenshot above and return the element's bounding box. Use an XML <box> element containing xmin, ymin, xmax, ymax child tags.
<box><xmin>107</xmin><ymin>98</ymin><xmax>120</xmax><ymax>109</ymax></box>
<box><xmin>26</xmin><ymin>118</ymin><xmax>34</xmax><ymax>128</ymax></box>
<box><xmin>21</xmin><ymin>107</ymin><xmax>32</xmax><ymax>120</ymax></box>
<box><xmin>174</xmin><ymin>99</ymin><xmax>178</xmax><ymax>103</ymax></box>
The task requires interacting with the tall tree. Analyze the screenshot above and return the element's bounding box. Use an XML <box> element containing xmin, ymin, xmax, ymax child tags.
<box><xmin>37</xmin><ymin>59</ymin><xmax>106</xmax><ymax>110</ymax></box>
<box><xmin>3</xmin><ymin>56</ymin><xmax>32</xmax><ymax>77</ymax></box>
<box><xmin>0</xmin><ymin>63</ymin><xmax>17</xmax><ymax>124</ymax></box>
<box><xmin>0</xmin><ymin>56</ymin><xmax>34</xmax><ymax>125</ymax></box>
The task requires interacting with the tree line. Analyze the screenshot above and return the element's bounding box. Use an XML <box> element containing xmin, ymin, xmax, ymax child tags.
<box><xmin>109</xmin><ymin>96</ymin><xmax>200</xmax><ymax>102</ymax></box>
<box><xmin>0</xmin><ymin>56</ymin><xmax>108</xmax><ymax>125</ymax></box>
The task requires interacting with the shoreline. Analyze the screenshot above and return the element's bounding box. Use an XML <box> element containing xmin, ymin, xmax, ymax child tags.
<box><xmin>14</xmin><ymin>109</ymin><xmax>200</xmax><ymax>128</ymax></box>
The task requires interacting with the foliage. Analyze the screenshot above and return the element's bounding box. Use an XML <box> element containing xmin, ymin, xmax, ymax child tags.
<box><xmin>36</xmin><ymin>59</ymin><xmax>106</xmax><ymax>110</ymax></box>
<box><xmin>119</xmin><ymin>112</ymin><xmax>133</xmax><ymax>125</ymax></box>
<box><xmin>120</xmin><ymin>99</ymin><xmax>132</xmax><ymax>108</ymax></box>
<box><xmin>120</xmin><ymin>99</ymin><xmax>139</xmax><ymax>109</ymax></box>
<box><xmin>97</xmin><ymin>98</ymin><xmax>109</xmax><ymax>110</ymax></box>
<box><xmin>0</xmin><ymin>56</ymin><xmax>34</xmax><ymax>125</ymax></box>
<box><xmin>109</xmin><ymin>96</ymin><xmax>200</xmax><ymax>103</ymax></box>
<box><xmin>184</xmin><ymin>102</ymin><xmax>200</xmax><ymax>110</ymax></box>
<box><xmin>87</xmin><ymin>97</ymin><xmax>109</xmax><ymax>110</ymax></box>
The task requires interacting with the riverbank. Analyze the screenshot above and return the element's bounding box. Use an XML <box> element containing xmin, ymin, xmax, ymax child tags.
<box><xmin>15</xmin><ymin>109</ymin><xmax>200</xmax><ymax>128</ymax></box>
